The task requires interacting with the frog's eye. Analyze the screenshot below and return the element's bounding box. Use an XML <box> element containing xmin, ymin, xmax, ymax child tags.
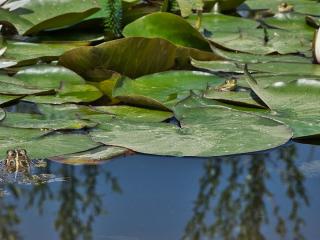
<box><xmin>7</xmin><ymin>150</ymin><xmax>16</xmax><ymax>157</ymax></box>
<box><xmin>18</xmin><ymin>149</ymin><xmax>27</xmax><ymax>155</ymax></box>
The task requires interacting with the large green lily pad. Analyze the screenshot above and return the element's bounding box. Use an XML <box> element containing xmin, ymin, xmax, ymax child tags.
<box><xmin>90</xmin><ymin>96</ymin><xmax>292</xmax><ymax>157</ymax></box>
<box><xmin>0</xmin><ymin>95</ymin><xmax>21</xmax><ymax>106</ymax></box>
<box><xmin>246</xmin><ymin>73</ymin><xmax>320</xmax><ymax>138</ymax></box>
<box><xmin>113</xmin><ymin>70</ymin><xmax>224</xmax><ymax>109</ymax></box>
<box><xmin>123</xmin><ymin>12</ymin><xmax>211</xmax><ymax>51</ymax></box>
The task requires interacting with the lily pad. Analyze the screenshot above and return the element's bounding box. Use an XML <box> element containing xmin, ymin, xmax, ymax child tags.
<box><xmin>113</xmin><ymin>70</ymin><xmax>224</xmax><ymax>109</ymax></box>
<box><xmin>123</xmin><ymin>12</ymin><xmax>211</xmax><ymax>51</ymax></box>
<box><xmin>93</xmin><ymin>105</ymin><xmax>173</xmax><ymax>122</ymax></box>
<box><xmin>90</xmin><ymin>96</ymin><xmax>292</xmax><ymax>157</ymax></box>
<box><xmin>24</xmin><ymin>84</ymin><xmax>103</xmax><ymax>104</ymax></box>
<box><xmin>0</xmin><ymin>41</ymin><xmax>79</xmax><ymax>68</ymax></box>
<box><xmin>59</xmin><ymin>37</ymin><xmax>219</xmax><ymax>79</ymax></box>
<box><xmin>0</xmin><ymin>130</ymin><xmax>100</xmax><ymax>159</ymax></box>
<box><xmin>14</xmin><ymin>64</ymin><xmax>85</xmax><ymax>89</ymax></box>
<box><xmin>11</xmin><ymin>0</ymin><xmax>100</xmax><ymax>35</ymax></box>
<box><xmin>246</xmin><ymin>72</ymin><xmax>320</xmax><ymax>138</ymax></box>
<box><xmin>50</xmin><ymin>145</ymin><xmax>132</xmax><ymax>165</ymax></box>
<box><xmin>0</xmin><ymin>112</ymin><xmax>96</xmax><ymax>130</ymax></box>
<box><xmin>245</xmin><ymin>0</ymin><xmax>320</xmax><ymax>16</ymax></box>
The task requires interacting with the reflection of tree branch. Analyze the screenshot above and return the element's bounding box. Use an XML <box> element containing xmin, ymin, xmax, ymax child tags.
<box><xmin>183</xmin><ymin>145</ymin><xmax>309</xmax><ymax>240</ymax></box>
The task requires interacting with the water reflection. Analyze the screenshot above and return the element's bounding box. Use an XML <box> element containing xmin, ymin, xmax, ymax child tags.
<box><xmin>183</xmin><ymin>144</ymin><xmax>309</xmax><ymax>240</ymax></box>
<box><xmin>0</xmin><ymin>163</ymin><xmax>121</xmax><ymax>240</ymax></box>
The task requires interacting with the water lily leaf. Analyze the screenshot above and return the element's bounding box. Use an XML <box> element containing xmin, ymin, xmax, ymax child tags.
<box><xmin>0</xmin><ymin>112</ymin><xmax>96</xmax><ymax>130</ymax></box>
<box><xmin>123</xmin><ymin>12</ymin><xmax>211</xmax><ymax>51</ymax></box>
<box><xmin>0</xmin><ymin>74</ymin><xmax>53</xmax><ymax>95</ymax></box>
<box><xmin>113</xmin><ymin>70</ymin><xmax>224</xmax><ymax>109</ymax></box>
<box><xmin>59</xmin><ymin>37</ymin><xmax>219</xmax><ymax>79</ymax></box>
<box><xmin>210</xmin><ymin>45</ymin><xmax>312</xmax><ymax>64</ymax></box>
<box><xmin>0</xmin><ymin>41</ymin><xmax>79</xmax><ymax>69</ymax></box>
<box><xmin>0</xmin><ymin>95</ymin><xmax>21</xmax><ymax>105</ymax></box>
<box><xmin>0</xmin><ymin>130</ymin><xmax>100</xmax><ymax>159</ymax></box>
<box><xmin>245</xmin><ymin>0</ymin><xmax>320</xmax><ymax>16</ymax></box>
<box><xmin>187</xmin><ymin>13</ymin><xmax>259</xmax><ymax>33</ymax></box>
<box><xmin>59</xmin><ymin>37</ymin><xmax>177</xmax><ymax>79</ymax></box>
<box><xmin>246</xmin><ymin>73</ymin><xmax>320</xmax><ymax>138</ymax></box>
<box><xmin>90</xmin><ymin>96</ymin><xmax>292</xmax><ymax>157</ymax></box>
<box><xmin>0</xmin><ymin>8</ymin><xmax>32</xmax><ymax>34</ymax></box>
<box><xmin>0</xmin><ymin>108</ymin><xmax>4</xmax><ymax>121</ymax></box>
<box><xmin>50</xmin><ymin>145</ymin><xmax>132</xmax><ymax>165</ymax></box>
<box><xmin>11</xmin><ymin>0</ymin><xmax>99</xmax><ymax>35</ymax></box>
<box><xmin>209</xmin><ymin>28</ymin><xmax>311</xmax><ymax>55</ymax></box>
<box><xmin>24</xmin><ymin>84</ymin><xmax>103</xmax><ymax>104</ymax></box>
<box><xmin>93</xmin><ymin>105</ymin><xmax>173</xmax><ymax>122</ymax></box>
<box><xmin>14</xmin><ymin>64</ymin><xmax>85</xmax><ymax>89</ymax></box>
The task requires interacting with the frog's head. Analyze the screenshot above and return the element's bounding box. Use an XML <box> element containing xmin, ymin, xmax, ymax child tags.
<box><xmin>278</xmin><ymin>2</ymin><xmax>294</xmax><ymax>13</ymax></box>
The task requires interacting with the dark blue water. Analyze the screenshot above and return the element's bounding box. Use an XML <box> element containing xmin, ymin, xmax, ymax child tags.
<box><xmin>1</xmin><ymin>141</ymin><xmax>320</xmax><ymax>240</ymax></box>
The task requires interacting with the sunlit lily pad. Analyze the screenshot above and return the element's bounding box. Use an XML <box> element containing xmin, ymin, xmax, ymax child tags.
<box><xmin>123</xmin><ymin>12</ymin><xmax>211</xmax><ymax>51</ymax></box>
<box><xmin>246</xmin><ymin>73</ymin><xmax>320</xmax><ymax>138</ymax></box>
<box><xmin>0</xmin><ymin>112</ymin><xmax>96</xmax><ymax>130</ymax></box>
<box><xmin>50</xmin><ymin>145</ymin><xmax>132</xmax><ymax>165</ymax></box>
<box><xmin>90</xmin><ymin>96</ymin><xmax>292</xmax><ymax>157</ymax></box>
<box><xmin>0</xmin><ymin>130</ymin><xmax>100</xmax><ymax>159</ymax></box>
<box><xmin>113</xmin><ymin>70</ymin><xmax>224</xmax><ymax>109</ymax></box>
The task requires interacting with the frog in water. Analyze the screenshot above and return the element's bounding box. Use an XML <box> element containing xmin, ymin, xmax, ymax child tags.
<box><xmin>278</xmin><ymin>2</ymin><xmax>294</xmax><ymax>13</ymax></box>
<box><xmin>4</xmin><ymin>149</ymin><xmax>31</xmax><ymax>174</ymax></box>
<box><xmin>215</xmin><ymin>79</ymin><xmax>237</xmax><ymax>92</ymax></box>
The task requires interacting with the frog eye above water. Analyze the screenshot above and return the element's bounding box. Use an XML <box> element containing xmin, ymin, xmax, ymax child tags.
<box><xmin>17</xmin><ymin>149</ymin><xmax>27</xmax><ymax>156</ymax></box>
<box><xmin>6</xmin><ymin>150</ymin><xmax>16</xmax><ymax>157</ymax></box>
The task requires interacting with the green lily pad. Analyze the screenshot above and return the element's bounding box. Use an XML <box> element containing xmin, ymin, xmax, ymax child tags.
<box><xmin>187</xmin><ymin>13</ymin><xmax>259</xmax><ymax>33</ymax></box>
<box><xmin>14</xmin><ymin>64</ymin><xmax>85</xmax><ymax>89</ymax></box>
<box><xmin>245</xmin><ymin>0</ymin><xmax>320</xmax><ymax>16</ymax></box>
<box><xmin>210</xmin><ymin>45</ymin><xmax>312</xmax><ymax>63</ymax></box>
<box><xmin>93</xmin><ymin>105</ymin><xmax>173</xmax><ymax>122</ymax></box>
<box><xmin>209</xmin><ymin>28</ymin><xmax>311</xmax><ymax>55</ymax></box>
<box><xmin>0</xmin><ymin>8</ymin><xmax>32</xmax><ymax>35</ymax></box>
<box><xmin>113</xmin><ymin>70</ymin><xmax>224</xmax><ymax>109</ymax></box>
<box><xmin>12</xmin><ymin>0</ymin><xmax>99</xmax><ymax>35</ymax></box>
<box><xmin>50</xmin><ymin>145</ymin><xmax>132</xmax><ymax>165</ymax></box>
<box><xmin>0</xmin><ymin>41</ymin><xmax>79</xmax><ymax>69</ymax></box>
<box><xmin>24</xmin><ymin>84</ymin><xmax>103</xmax><ymax>104</ymax></box>
<box><xmin>0</xmin><ymin>129</ymin><xmax>100</xmax><ymax>159</ymax></box>
<box><xmin>0</xmin><ymin>74</ymin><xmax>52</xmax><ymax>95</ymax></box>
<box><xmin>90</xmin><ymin>96</ymin><xmax>292</xmax><ymax>157</ymax></box>
<box><xmin>123</xmin><ymin>12</ymin><xmax>211</xmax><ymax>51</ymax></box>
<box><xmin>0</xmin><ymin>112</ymin><xmax>96</xmax><ymax>130</ymax></box>
<box><xmin>246</xmin><ymin>73</ymin><xmax>320</xmax><ymax>138</ymax></box>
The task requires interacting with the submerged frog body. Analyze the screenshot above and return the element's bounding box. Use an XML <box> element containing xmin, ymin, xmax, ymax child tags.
<box><xmin>215</xmin><ymin>79</ymin><xmax>237</xmax><ymax>92</ymax></box>
<box><xmin>278</xmin><ymin>2</ymin><xmax>294</xmax><ymax>13</ymax></box>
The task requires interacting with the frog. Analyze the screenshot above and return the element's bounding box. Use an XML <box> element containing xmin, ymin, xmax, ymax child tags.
<box><xmin>215</xmin><ymin>79</ymin><xmax>237</xmax><ymax>92</ymax></box>
<box><xmin>4</xmin><ymin>149</ymin><xmax>31</xmax><ymax>174</ymax></box>
<box><xmin>278</xmin><ymin>2</ymin><xmax>294</xmax><ymax>13</ymax></box>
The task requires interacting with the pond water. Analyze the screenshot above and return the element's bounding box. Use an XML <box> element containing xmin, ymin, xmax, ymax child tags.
<box><xmin>1</xmin><ymin>141</ymin><xmax>320</xmax><ymax>240</ymax></box>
